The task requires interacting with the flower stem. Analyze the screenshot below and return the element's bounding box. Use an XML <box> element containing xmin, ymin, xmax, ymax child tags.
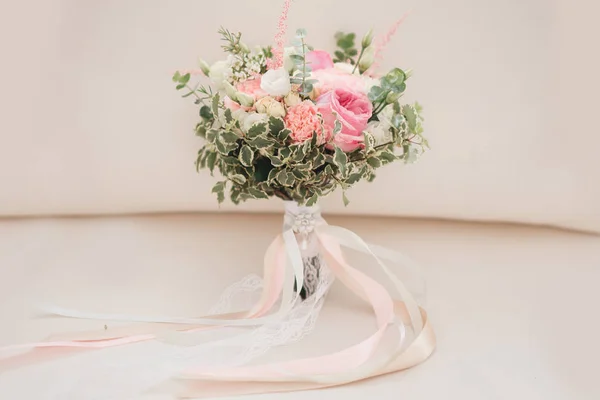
<box><xmin>352</xmin><ymin>47</ymin><xmax>365</xmax><ymax>74</ymax></box>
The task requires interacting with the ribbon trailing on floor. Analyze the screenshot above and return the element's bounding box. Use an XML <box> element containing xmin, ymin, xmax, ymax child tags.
<box><xmin>0</xmin><ymin>216</ymin><xmax>435</xmax><ymax>399</ymax></box>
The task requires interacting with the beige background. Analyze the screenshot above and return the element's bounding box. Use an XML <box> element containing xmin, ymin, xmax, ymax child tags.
<box><xmin>1</xmin><ymin>0</ymin><xmax>599</xmax><ymax>232</ymax></box>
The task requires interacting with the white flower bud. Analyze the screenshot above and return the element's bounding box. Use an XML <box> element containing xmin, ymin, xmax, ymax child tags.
<box><xmin>236</xmin><ymin>92</ymin><xmax>255</xmax><ymax>107</ymax></box>
<box><xmin>358</xmin><ymin>46</ymin><xmax>375</xmax><ymax>74</ymax></box>
<box><xmin>223</xmin><ymin>81</ymin><xmax>238</xmax><ymax>101</ymax></box>
<box><xmin>197</xmin><ymin>58</ymin><xmax>211</xmax><ymax>75</ymax></box>
<box><xmin>361</xmin><ymin>29</ymin><xmax>374</xmax><ymax>48</ymax></box>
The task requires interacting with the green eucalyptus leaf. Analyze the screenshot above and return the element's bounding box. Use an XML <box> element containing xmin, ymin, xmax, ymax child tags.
<box><xmin>172</xmin><ymin>71</ymin><xmax>181</xmax><ymax>82</ymax></box>
<box><xmin>239</xmin><ymin>145</ymin><xmax>254</xmax><ymax>167</ymax></box>
<box><xmin>296</xmin><ymin>28</ymin><xmax>307</xmax><ymax>38</ymax></box>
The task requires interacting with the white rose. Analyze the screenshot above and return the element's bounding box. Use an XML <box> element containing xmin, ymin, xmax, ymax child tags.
<box><xmin>209</xmin><ymin>60</ymin><xmax>231</xmax><ymax>90</ymax></box>
<box><xmin>260</xmin><ymin>68</ymin><xmax>292</xmax><ymax>97</ymax></box>
<box><xmin>366</xmin><ymin>121</ymin><xmax>393</xmax><ymax>146</ymax></box>
<box><xmin>255</xmin><ymin>96</ymin><xmax>286</xmax><ymax>118</ymax></box>
<box><xmin>242</xmin><ymin>113</ymin><xmax>269</xmax><ymax>133</ymax></box>
<box><xmin>284</xmin><ymin>92</ymin><xmax>302</xmax><ymax>107</ymax></box>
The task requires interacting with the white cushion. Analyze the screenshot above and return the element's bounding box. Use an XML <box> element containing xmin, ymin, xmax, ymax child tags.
<box><xmin>0</xmin><ymin>214</ymin><xmax>598</xmax><ymax>398</ymax></box>
<box><xmin>1</xmin><ymin>1</ymin><xmax>599</xmax><ymax>232</ymax></box>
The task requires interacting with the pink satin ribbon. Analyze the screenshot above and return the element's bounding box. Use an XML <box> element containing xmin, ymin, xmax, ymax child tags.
<box><xmin>0</xmin><ymin>223</ymin><xmax>436</xmax><ymax>398</ymax></box>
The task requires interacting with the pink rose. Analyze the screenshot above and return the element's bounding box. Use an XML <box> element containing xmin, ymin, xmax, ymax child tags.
<box><xmin>284</xmin><ymin>101</ymin><xmax>326</xmax><ymax>144</ymax></box>
<box><xmin>316</xmin><ymin>89</ymin><xmax>373</xmax><ymax>152</ymax></box>
<box><xmin>305</xmin><ymin>50</ymin><xmax>334</xmax><ymax>71</ymax></box>
<box><xmin>236</xmin><ymin>77</ymin><xmax>268</xmax><ymax>99</ymax></box>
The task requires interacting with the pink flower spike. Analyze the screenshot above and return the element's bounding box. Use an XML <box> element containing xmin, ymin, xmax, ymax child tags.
<box><xmin>368</xmin><ymin>10</ymin><xmax>413</xmax><ymax>73</ymax></box>
<box><xmin>267</xmin><ymin>0</ymin><xmax>293</xmax><ymax>70</ymax></box>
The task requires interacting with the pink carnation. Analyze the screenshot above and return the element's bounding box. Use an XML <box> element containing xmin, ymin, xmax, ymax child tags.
<box><xmin>236</xmin><ymin>77</ymin><xmax>268</xmax><ymax>99</ymax></box>
<box><xmin>284</xmin><ymin>101</ymin><xmax>327</xmax><ymax>143</ymax></box>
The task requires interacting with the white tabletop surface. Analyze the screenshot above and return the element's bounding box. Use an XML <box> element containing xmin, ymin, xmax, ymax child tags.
<box><xmin>1</xmin><ymin>213</ymin><xmax>599</xmax><ymax>399</ymax></box>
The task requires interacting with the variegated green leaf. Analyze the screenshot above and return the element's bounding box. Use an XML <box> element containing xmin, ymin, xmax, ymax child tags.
<box><xmin>379</xmin><ymin>151</ymin><xmax>397</xmax><ymax>164</ymax></box>
<box><xmin>364</xmin><ymin>132</ymin><xmax>375</xmax><ymax>153</ymax></box>
<box><xmin>215</xmin><ymin>139</ymin><xmax>238</xmax><ymax>155</ymax></box>
<box><xmin>212</xmin><ymin>93</ymin><xmax>220</xmax><ymax>117</ymax></box>
<box><xmin>220</xmin><ymin>130</ymin><xmax>238</xmax><ymax>143</ymax></box>
<box><xmin>306</xmin><ymin>193</ymin><xmax>319</xmax><ymax>207</ymax></box>
<box><xmin>334</xmin><ymin>146</ymin><xmax>348</xmax><ymax>176</ymax></box>
<box><xmin>267</xmin><ymin>153</ymin><xmax>284</xmax><ymax>167</ymax></box>
<box><xmin>312</xmin><ymin>153</ymin><xmax>326</xmax><ymax>169</ymax></box>
<box><xmin>279</xmin><ymin>147</ymin><xmax>292</xmax><ymax>160</ymax></box>
<box><xmin>269</xmin><ymin>117</ymin><xmax>284</xmax><ymax>136</ymax></box>
<box><xmin>367</xmin><ymin>156</ymin><xmax>382</xmax><ymax>168</ymax></box>
<box><xmin>246</xmin><ymin>136</ymin><xmax>276</xmax><ymax>149</ymax></box>
<box><xmin>277</xmin><ymin>128</ymin><xmax>291</xmax><ymax>142</ymax></box>
<box><xmin>230</xmin><ymin>174</ymin><xmax>246</xmax><ymax>185</ymax></box>
<box><xmin>248</xmin><ymin>187</ymin><xmax>269</xmax><ymax>199</ymax></box>
<box><xmin>206</xmin><ymin>152</ymin><xmax>217</xmax><ymax>175</ymax></box>
<box><xmin>239</xmin><ymin>145</ymin><xmax>254</xmax><ymax>167</ymax></box>
<box><xmin>224</xmin><ymin>108</ymin><xmax>233</xmax><ymax>124</ymax></box>
<box><xmin>247</xmin><ymin>122</ymin><xmax>268</xmax><ymax>139</ymax></box>
<box><xmin>211</xmin><ymin>181</ymin><xmax>226</xmax><ymax>204</ymax></box>
<box><xmin>342</xmin><ymin>191</ymin><xmax>350</xmax><ymax>206</ymax></box>
<box><xmin>205</xmin><ymin>129</ymin><xmax>219</xmax><ymax>143</ymax></box>
<box><xmin>276</xmin><ymin>170</ymin><xmax>295</xmax><ymax>187</ymax></box>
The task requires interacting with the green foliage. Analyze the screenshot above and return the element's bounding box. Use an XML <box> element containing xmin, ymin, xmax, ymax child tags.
<box><xmin>173</xmin><ymin>29</ymin><xmax>428</xmax><ymax>207</ymax></box>
<box><xmin>333</xmin><ymin>32</ymin><xmax>358</xmax><ymax>64</ymax></box>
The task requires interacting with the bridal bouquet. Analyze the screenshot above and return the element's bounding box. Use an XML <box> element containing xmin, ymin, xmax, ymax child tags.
<box><xmin>0</xmin><ymin>4</ymin><xmax>434</xmax><ymax>400</ymax></box>
<box><xmin>173</xmin><ymin>16</ymin><xmax>426</xmax><ymax>206</ymax></box>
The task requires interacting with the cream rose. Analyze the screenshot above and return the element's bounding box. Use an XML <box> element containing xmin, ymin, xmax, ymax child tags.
<box><xmin>284</xmin><ymin>92</ymin><xmax>302</xmax><ymax>107</ymax></box>
<box><xmin>260</xmin><ymin>68</ymin><xmax>292</xmax><ymax>97</ymax></box>
<box><xmin>255</xmin><ymin>96</ymin><xmax>286</xmax><ymax>118</ymax></box>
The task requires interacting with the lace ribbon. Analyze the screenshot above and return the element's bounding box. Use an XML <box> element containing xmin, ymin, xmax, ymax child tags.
<box><xmin>0</xmin><ymin>219</ymin><xmax>435</xmax><ymax>399</ymax></box>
